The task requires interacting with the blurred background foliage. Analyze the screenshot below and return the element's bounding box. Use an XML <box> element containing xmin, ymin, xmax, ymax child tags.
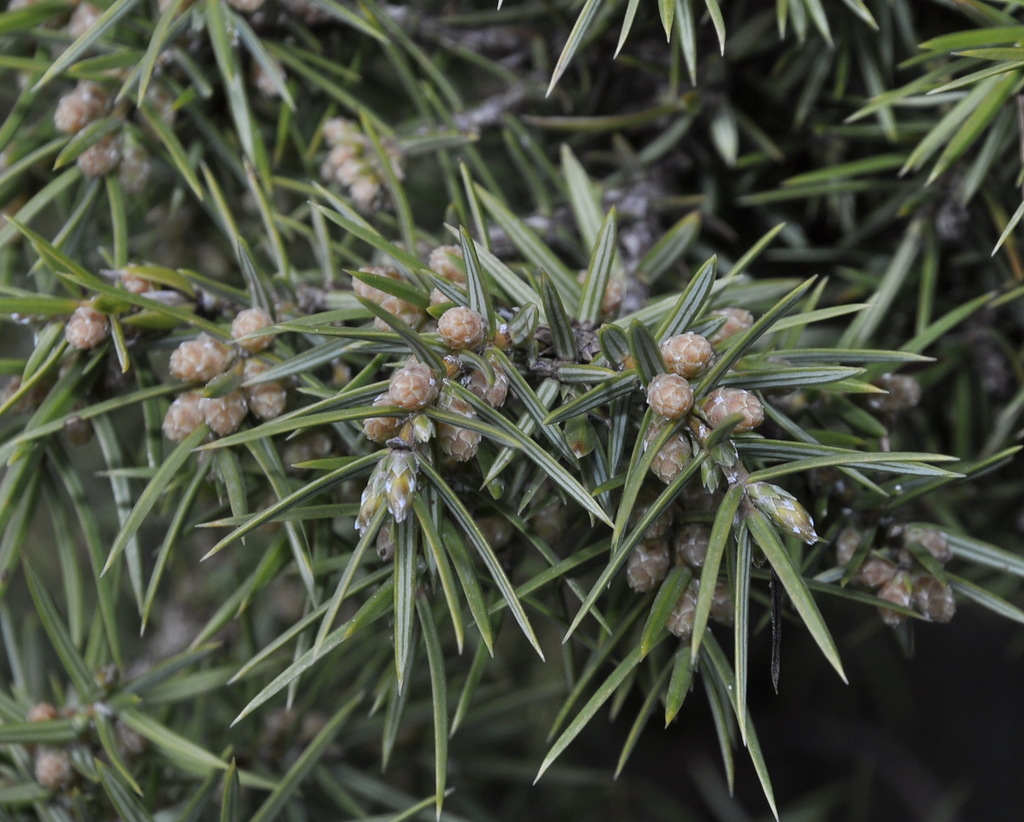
<box><xmin>2</xmin><ymin>0</ymin><xmax>1024</xmax><ymax>819</ymax></box>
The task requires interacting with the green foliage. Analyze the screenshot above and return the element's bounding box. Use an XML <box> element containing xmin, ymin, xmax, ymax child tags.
<box><xmin>2</xmin><ymin>0</ymin><xmax>1024</xmax><ymax>819</ymax></box>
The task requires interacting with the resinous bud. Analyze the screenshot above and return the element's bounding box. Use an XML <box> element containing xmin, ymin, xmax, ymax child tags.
<box><xmin>384</xmin><ymin>449</ymin><xmax>417</xmax><ymax>523</ymax></box>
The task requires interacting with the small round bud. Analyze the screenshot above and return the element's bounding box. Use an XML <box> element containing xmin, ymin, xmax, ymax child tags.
<box><xmin>389</xmin><ymin>363</ymin><xmax>439</xmax><ymax>411</ymax></box>
<box><xmin>232</xmin><ymin>307</ymin><xmax>275</xmax><ymax>353</ymax></box>
<box><xmin>661</xmin><ymin>333</ymin><xmax>714</xmax><ymax>378</ymax></box>
<box><xmin>532</xmin><ymin>500</ymin><xmax>565</xmax><ymax>545</ymax></box>
<box><xmin>647</xmin><ymin>373</ymin><xmax>694</xmax><ymax>419</ymax></box>
<box><xmin>282</xmin><ymin>432</ymin><xmax>332</xmax><ymax>469</ymax></box>
<box><xmin>629</xmin><ymin>500</ymin><xmax>673</xmax><ymax>542</ymax></box>
<box><xmin>77</xmin><ymin>132</ymin><xmax>121</xmax><ymax>178</ymax></box>
<box><xmin>201</xmin><ymin>391</ymin><xmax>247</xmax><ymax>436</ymax></box>
<box><xmin>162</xmin><ymin>391</ymin><xmax>204</xmax><ymax>441</ymax></box>
<box><xmin>626</xmin><ymin>540</ymin><xmax>671</xmax><ymax>593</ymax></box>
<box><xmin>466</xmin><ymin>365</ymin><xmax>508</xmax><ymax>408</ymax></box>
<box><xmin>710</xmin><ymin>579</ymin><xmax>734</xmax><ymax>626</ymax></box>
<box><xmin>912</xmin><ymin>575</ymin><xmax>956</xmax><ymax>623</ymax></box>
<box><xmin>877</xmin><ymin>571</ymin><xmax>913</xmax><ymax>626</ymax></box>
<box><xmin>835</xmin><ymin>525</ymin><xmax>863</xmax><ymax>567</ymax></box>
<box><xmin>867</xmin><ymin>373</ymin><xmax>922</xmax><ymax>414</ymax></box>
<box><xmin>245</xmin><ymin>381</ymin><xmax>286</xmax><ymax>420</ymax></box>
<box><xmin>666</xmin><ymin>583</ymin><xmax>699</xmax><ymax>639</ymax></box>
<box><xmin>477</xmin><ymin>516</ymin><xmax>515</xmax><ymax>549</ymax></box>
<box><xmin>54</xmin><ymin>81</ymin><xmax>106</xmax><ymax>134</ymax></box>
<box><xmin>363</xmin><ymin>393</ymin><xmax>403</xmax><ymax>443</ymax></box>
<box><xmin>169</xmin><ymin>334</ymin><xmax>233</xmax><ymax>383</ymax></box>
<box><xmin>646</xmin><ymin>421</ymin><xmax>693</xmax><ymax>484</ymax></box>
<box><xmin>702</xmin><ymin>387</ymin><xmax>764</xmax><ymax>433</ymax></box>
<box><xmin>115</xmin><ymin>721</ymin><xmax>147</xmax><ymax>757</ymax></box>
<box><xmin>35</xmin><ymin>748</ymin><xmax>72</xmax><ymax>790</ymax></box>
<box><xmin>438</xmin><ymin>306</ymin><xmax>486</xmax><ymax>350</ymax></box>
<box><xmin>856</xmin><ymin>556</ymin><xmax>897</xmax><ymax>589</ymax></box>
<box><xmin>903</xmin><ymin>526</ymin><xmax>952</xmax><ymax>565</ymax></box>
<box><xmin>437</xmin><ymin>395</ymin><xmax>481</xmax><ymax>462</ymax></box>
<box><xmin>601</xmin><ymin>279</ymin><xmax>624</xmax><ymax>316</ymax></box>
<box><xmin>674</xmin><ymin>522</ymin><xmax>711</xmax><ymax>568</ymax></box>
<box><xmin>375</xmin><ymin>295</ymin><xmax>426</xmax><ymax>331</ymax></box>
<box><xmin>27</xmin><ymin>703</ymin><xmax>59</xmax><ymax>723</ymax></box>
<box><xmin>352</xmin><ymin>266</ymin><xmax>401</xmax><ymax>304</ymax></box>
<box><xmin>709</xmin><ymin>307</ymin><xmax>753</xmax><ymax>344</ymax></box>
<box><xmin>65</xmin><ymin>305</ymin><xmax>108</xmax><ymax>350</ymax></box>
<box><xmin>117</xmin><ymin>144</ymin><xmax>151</xmax><ymax>194</ymax></box>
<box><xmin>323</xmin><ymin>117</ymin><xmax>362</xmax><ymax>147</ymax></box>
<box><xmin>243</xmin><ymin>359</ymin><xmax>286</xmax><ymax>420</ymax></box>
<box><xmin>119</xmin><ymin>269</ymin><xmax>153</xmax><ymax>294</ymax></box>
<box><xmin>68</xmin><ymin>3</ymin><xmax>103</xmax><ymax>38</ymax></box>
<box><xmin>428</xmin><ymin>245</ymin><xmax>465</xmax><ymax>282</ymax></box>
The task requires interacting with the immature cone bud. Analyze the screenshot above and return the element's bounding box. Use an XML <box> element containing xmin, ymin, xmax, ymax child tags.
<box><xmin>243</xmin><ymin>359</ymin><xmax>286</xmax><ymax>420</ymax></box>
<box><xmin>626</xmin><ymin>540</ymin><xmax>670</xmax><ymax>593</ymax></box>
<box><xmin>352</xmin><ymin>266</ymin><xmax>401</xmax><ymax>304</ymax></box>
<box><xmin>384</xmin><ymin>449</ymin><xmax>417</xmax><ymax>523</ymax></box>
<box><xmin>912</xmin><ymin>575</ymin><xmax>956</xmax><ymax>623</ymax></box>
<box><xmin>114</xmin><ymin>720</ymin><xmax>147</xmax><ymax>757</ymax></box>
<box><xmin>709</xmin><ymin>307</ymin><xmax>754</xmax><ymax>344</ymax></box>
<box><xmin>27</xmin><ymin>703</ymin><xmax>59</xmax><ymax>722</ymax></box>
<box><xmin>702</xmin><ymin>387</ymin><xmax>764</xmax><ymax>433</ymax></box>
<box><xmin>117</xmin><ymin>144</ymin><xmax>151</xmax><ymax>194</ymax></box>
<box><xmin>323</xmin><ymin>117</ymin><xmax>363</xmax><ymax>147</ymax></box>
<box><xmin>601</xmin><ymin>279</ymin><xmax>624</xmax><ymax>316</ymax></box>
<box><xmin>428</xmin><ymin>245</ymin><xmax>465</xmax><ymax>282</ymax></box>
<box><xmin>437</xmin><ymin>395</ymin><xmax>481</xmax><ymax>461</ymax></box>
<box><xmin>375</xmin><ymin>295</ymin><xmax>426</xmax><ymax>331</ymax></box>
<box><xmin>201</xmin><ymin>391</ymin><xmax>247</xmax><ymax>436</ymax></box>
<box><xmin>661</xmin><ymin>333</ymin><xmax>714</xmax><ymax>378</ymax></box>
<box><xmin>835</xmin><ymin>525</ymin><xmax>863</xmax><ymax>566</ymax></box>
<box><xmin>363</xmin><ymin>392</ymin><xmax>403</xmax><ymax>443</ymax></box>
<box><xmin>710</xmin><ymin>579</ymin><xmax>734</xmax><ymax>626</ymax></box>
<box><xmin>65</xmin><ymin>305</ymin><xmax>108</xmax><ymax>350</ymax></box>
<box><xmin>232</xmin><ymin>307</ymin><xmax>275</xmax><ymax>353</ymax></box>
<box><xmin>747</xmin><ymin>482</ymin><xmax>818</xmax><ymax>544</ymax></box>
<box><xmin>54</xmin><ymin>81</ymin><xmax>107</xmax><ymax>134</ymax></box>
<box><xmin>438</xmin><ymin>306</ymin><xmax>486</xmax><ymax>350</ymax></box>
<box><xmin>357</xmin><ymin>461</ymin><xmax>387</xmax><ymax>534</ymax></box>
<box><xmin>666</xmin><ymin>583</ymin><xmax>699</xmax><ymax>639</ymax></box>
<box><xmin>35</xmin><ymin>748</ymin><xmax>72</xmax><ymax>790</ymax></box>
<box><xmin>856</xmin><ymin>556</ymin><xmax>897</xmax><ymax>589</ymax></box>
<box><xmin>389</xmin><ymin>363</ymin><xmax>439</xmax><ymax>411</ymax></box>
<box><xmin>674</xmin><ymin>522</ymin><xmax>711</xmax><ymax>568</ymax></box>
<box><xmin>282</xmin><ymin>432</ymin><xmax>332</xmax><ymax>469</ymax></box>
<box><xmin>647</xmin><ymin>373</ymin><xmax>694</xmax><ymax>419</ymax></box>
<box><xmin>645</xmin><ymin>421</ymin><xmax>692</xmax><ymax>484</ymax></box>
<box><xmin>68</xmin><ymin>3</ymin><xmax>103</xmax><ymax>38</ymax></box>
<box><xmin>162</xmin><ymin>392</ymin><xmax>204</xmax><ymax>441</ymax></box>
<box><xmin>629</xmin><ymin>500</ymin><xmax>673</xmax><ymax>542</ymax></box>
<box><xmin>77</xmin><ymin>133</ymin><xmax>122</xmax><ymax>178</ymax></box>
<box><xmin>169</xmin><ymin>334</ymin><xmax>233</xmax><ymax>383</ymax></box>
<box><xmin>867</xmin><ymin>373</ymin><xmax>922</xmax><ymax>413</ymax></box>
<box><xmin>466</xmin><ymin>364</ymin><xmax>509</xmax><ymax>408</ymax></box>
<box><xmin>902</xmin><ymin>526</ymin><xmax>952</xmax><ymax>565</ymax></box>
<box><xmin>877</xmin><ymin>571</ymin><xmax>914</xmax><ymax>626</ymax></box>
